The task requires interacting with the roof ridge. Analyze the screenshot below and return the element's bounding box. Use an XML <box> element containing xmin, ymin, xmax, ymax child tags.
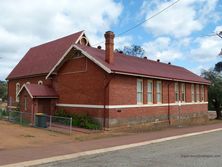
<box><xmin>31</xmin><ymin>30</ymin><xmax>84</xmax><ymax>49</ymax></box>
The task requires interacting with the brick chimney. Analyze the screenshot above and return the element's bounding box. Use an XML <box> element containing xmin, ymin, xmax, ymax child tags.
<box><xmin>104</xmin><ymin>31</ymin><xmax>115</xmax><ymax>64</ymax></box>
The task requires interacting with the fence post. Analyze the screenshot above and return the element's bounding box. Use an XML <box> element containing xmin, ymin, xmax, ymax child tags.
<box><xmin>70</xmin><ymin>117</ymin><xmax>72</xmax><ymax>135</ymax></box>
<box><xmin>49</xmin><ymin>115</ymin><xmax>52</xmax><ymax>129</ymax></box>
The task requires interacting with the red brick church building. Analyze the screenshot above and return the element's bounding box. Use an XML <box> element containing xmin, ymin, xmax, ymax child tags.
<box><xmin>7</xmin><ymin>30</ymin><xmax>210</xmax><ymax>128</ymax></box>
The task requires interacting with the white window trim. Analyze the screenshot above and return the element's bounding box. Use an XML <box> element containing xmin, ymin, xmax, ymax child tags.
<box><xmin>191</xmin><ymin>84</ymin><xmax>195</xmax><ymax>102</ymax></box>
<box><xmin>16</xmin><ymin>83</ymin><xmax>20</xmax><ymax>102</ymax></box>
<box><xmin>38</xmin><ymin>80</ymin><xmax>43</xmax><ymax>85</ymax></box>
<box><xmin>156</xmin><ymin>81</ymin><xmax>162</xmax><ymax>104</ymax></box>
<box><xmin>181</xmin><ymin>83</ymin><xmax>186</xmax><ymax>103</ymax></box>
<box><xmin>175</xmin><ymin>82</ymin><xmax>179</xmax><ymax>102</ymax></box>
<box><xmin>147</xmin><ymin>80</ymin><xmax>153</xmax><ymax>104</ymax></box>
<box><xmin>201</xmin><ymin>85</ymin><xmax>204</xmax><ymax>102</ymax></box>
<box><xmin>137</xmin><ymin>79</ymin><xmax>143</xmax><ymax>104</ymax></box>
<box><xmin>196</xmin><ymin>84</ymin><xmax>200</xmax><ymax>102</ymax></box>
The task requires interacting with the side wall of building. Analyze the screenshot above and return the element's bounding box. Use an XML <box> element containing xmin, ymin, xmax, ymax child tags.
<box><xmin>107</xmin><ymin>75</ymin><xmax>208</xmax><ymax>127</ymax></box>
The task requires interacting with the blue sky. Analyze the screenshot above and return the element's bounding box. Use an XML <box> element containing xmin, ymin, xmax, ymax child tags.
<box><xmin>0</xmin><ymin>0</ymin><xmax>222</xmax><ymax>80</ymax></box>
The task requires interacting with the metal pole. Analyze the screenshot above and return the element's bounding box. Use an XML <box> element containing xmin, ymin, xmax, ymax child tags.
<box><xmin>70</xmin><ymin>117</ymin><xmax>72</xmax><ymax>135</ymax></box>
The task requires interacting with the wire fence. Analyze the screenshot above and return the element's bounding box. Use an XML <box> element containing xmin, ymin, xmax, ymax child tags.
<box><xmin>0</xmin><ymin>109</ymin><xmax>72</xmax><ymax>135</ymax></box>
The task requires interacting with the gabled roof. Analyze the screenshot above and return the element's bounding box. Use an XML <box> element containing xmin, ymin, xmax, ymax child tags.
<box><xmin>7</xmin><ymin>30</ymin><xmax>210</xmax><ymax>85</ymax></box>
<box><xmin>7</xmin><ymin>31</ymin><xmax>85</xmax><ymax>80</ymax></box>
<box><xmin>18</xmin><ymin>84</ymin><xmax>58</xmax><ymax>98</ymax></box>
<box><xmin>71</xmin><ymin>44</ymin><xmax>210</xmax><ymax>85</ymax></box>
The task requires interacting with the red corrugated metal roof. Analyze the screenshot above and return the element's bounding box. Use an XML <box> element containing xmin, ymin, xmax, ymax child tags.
<box><xmin>76</xmin><ymin>44</ymin><xmax>210</xmax><ymax>84</ymax></box>
<box><xmin>7</xmin><ymin>30</ymin><xmax>209</xmax><ymax>84</ymax></box>
<box><xmin>21</xmin><ymin>84</ymin><xmax>58</xmax><ymax>98</ymax></box>
<box><xmin>7</xmin><ymin>31</ymin><xmax>83</xmax><ymax>80</ymax></box>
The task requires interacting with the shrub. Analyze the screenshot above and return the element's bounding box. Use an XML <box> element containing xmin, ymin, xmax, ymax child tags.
<box><xmin>54</xmin><ymin>110</ymin><xmax>101</xmax><ymax>130</ymax></box>
<box><xmin>0</xmin><ymin>108</ymin><xmax>8</xmax><ymax>117</ymax></box>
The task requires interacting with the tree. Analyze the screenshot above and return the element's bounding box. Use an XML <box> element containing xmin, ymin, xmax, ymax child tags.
<box><xmin>0</xmin><ymin>80</ymin><xmax>7</xmax><ymax>102</ymax></box>
<box><xmin>117</xmin><ymin>45</ymin><xmax>145</xmax><ymax>57</ymax></box>
<box><xmin>201</xmin><ymin>69</ymin><xmax>222</xmax><ymax>119</ymax></box>
<box><xmin>214</xmin><ymin>62</ymin><xmax>222</xmax><ymax>72</ymax></box>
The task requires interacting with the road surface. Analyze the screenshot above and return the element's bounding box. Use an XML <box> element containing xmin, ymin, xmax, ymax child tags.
<box><xmin>36</xmin><ymin>130</ymin><xmax>222</xmax><ymax>167</ymax></box>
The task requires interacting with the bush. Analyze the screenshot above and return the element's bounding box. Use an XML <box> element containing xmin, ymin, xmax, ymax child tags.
<box><xmin>54</xmin><ymin>110</ymin><xmax>101</xmax><ymax>130</ymax></box>
<box><xmin>0</xmin><ymin>108</ymin><xmax>8</xmax><ymax>117</ymax></box>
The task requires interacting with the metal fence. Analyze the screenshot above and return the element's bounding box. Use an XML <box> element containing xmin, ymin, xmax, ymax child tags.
<box><xmin>45</xmin><ymin>115</ymin><xmax>72</xmax><ymax>135</ymax></box>
<box><xmin>0</xmin><ymin>109</ymin><xmax>73</xmax><ymax>135</ymax></box>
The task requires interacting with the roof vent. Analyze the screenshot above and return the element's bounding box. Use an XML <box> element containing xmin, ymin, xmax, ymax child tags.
<box><xmin>79</xmin><ymin>37</ymin><xmax>89</xmax><ymax>46</ymax></box>
<box><xmin>168</xmin><ymin>62</ymin><xmax>171</xmax><ymax>65</ymax></box>
<box><xmin>97</xmin><ymin>46</ymin><xmax>102</xmax><ymax>49</ymax></box>
<box><xmin>143</xmin><ymin>56</ymin><xmax>147</xmax><ymax>59</ymax></box>
<box><xmin>157</xmin><ymin>59</ymin><xmax>160</xmax><ymax>62</ymax></box>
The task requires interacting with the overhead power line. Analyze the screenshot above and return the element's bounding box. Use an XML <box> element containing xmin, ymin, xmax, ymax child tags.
<box><xmin>92</xmin><ymin>0</ymin><xmax>182</xmax><ymax>47</ymax></box>
<box><xmin>116</xmin><ymin>0</ymin><xmax>181</xmax><ymax>37</ymax></box>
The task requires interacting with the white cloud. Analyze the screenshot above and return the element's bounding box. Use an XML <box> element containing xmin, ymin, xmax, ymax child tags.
<box><xmin>0</xmin><ymin>0</ymin><xmax>123</xmax><ymax>80</ymax></box>
<box><xmin>190</xmin><ymin>35</ymin><xmax>222</xmax><ymax>63</ymax></box>
<box><xmin>142</xmin><ymin>37</ymin><xmax>182</xmax><ymax>62</ymax></box>
<box><xmin>141</xmin><ymin>0</ymin><xmax>219</xmax><ymax>37</ymax></box>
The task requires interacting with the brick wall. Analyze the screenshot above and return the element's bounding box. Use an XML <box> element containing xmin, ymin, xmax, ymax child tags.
<box><xmin>107</xmin><ymin>74</ymin><xmax>208</xmax><ymax>127</ymax></box>
<box><xmin>19</xmin><ymin>89</ymin><xmax>33</xmax><ymax>113</ymax></box>
<box><xmin>8</xmin><ymin>75</ymin><xmax>50</xmax><ymax>106</ymax></box>
<box><xmin>56</xmin><ymin>56</ymin><xmax>107</xmax><ymax>105</ymax></box>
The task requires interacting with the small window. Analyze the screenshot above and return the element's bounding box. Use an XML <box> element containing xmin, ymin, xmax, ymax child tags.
<box><xmin>26</xmin><ymin>82</ymin><xmax>30</xmax><ymax>84</ymax></box>
<box><xmin>181</xmin><ymin>83</ymin><xmax>186</xmax><ymax>102</ymax></box>
<box><xmin>156</xmin><ymin>81</ymin><xmax>162</xmax><ymax>103</ymax></box>
<box><xmin>24</xmin><ymin>97</ymin><xmax>27</xmax><ymax>111</ymax></box>
<box><xmin>16</xmin><ymin>83</ymin><xmax>20</xmax><ymax>102</ymax></box>
<box><xmin>201</xmin><ymin>85</ymin><xmax>204</xmax><ymax>102</ymax></box>
<box><xmin>196</xmin><ymin>84</ymin><xmax>200</xmax><ymax>102</ymax></box>
<box><xmin>191</xmin><ymin>84</ymin><xmax>195</xmax><ymax>102</ymax></box>
<box><xmin>175</xmin><ymin>82</ymin><xmax>179</xmax><ymax>102</ymax></box>
<box><xmin>137</xmin><ymin>79</ymin><xmax>143</xmax><ymax>104</ymax></box>
<box><xmin>38</xmin><ymin>80</ymin><xmax>43</xmax><ymax>85</ymax></box>
<box><xmin>147</xmin><ymin>80</ymin><xmax>153</xmax><ymax>104</ymax></box>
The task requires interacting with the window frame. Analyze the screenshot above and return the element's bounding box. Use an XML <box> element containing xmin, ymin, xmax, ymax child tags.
<box><xmin>156</xmin><ymin>81</ymin><xmax>162</xmax><ymax>104</ymax></box>
<box><xmin>147</xmin><ymin>80</ymin><xmax>153</xmax><ymax>104</ymax></box>
<box><xmin>181</xmin><ymin>83</ymin><xmax>186</xmax><ymax>102</ymax></box>
<box><xmin>38</xmin><ymin>80</ymin><xmax>43</xmax><ymax>85</ymax></box>
<box><xmin>137</xmin><ymin>79</ymin><xmax>143</xmax><ymax>104</ymax></box>
<box><xmin>16</xmin><ymin>83</ymin><xmax>20</xmax><ymax>102</ymax></box>
<box><xmin>24</xmin><ymin>96</ymin><xmax>27</xmax><ymax>111</ymax></box>
<box><xmin>191</xmin><ymin>84</ymin><xmax>195</xmax><ymax>102</ymax></box>
<box><xmin>175</xmin><ymin>82</ymin><xmax>179</xmax><ymax>102</ymax></box>
<box><xmin>196</xmin><ymin>84</ymin><xmax>200</xmax><ymax>102</ymax></box>
<box><xmin>201</xmin><ymin>85</ymin><xmax>204</xmax><ymax>102</ymax></box>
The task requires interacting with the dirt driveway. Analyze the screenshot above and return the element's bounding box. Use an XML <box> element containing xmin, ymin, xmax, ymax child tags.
<box><xmin>0</xmin><ymin>120</ymin><xmax>74</xmax><ymax>151</ymax></box>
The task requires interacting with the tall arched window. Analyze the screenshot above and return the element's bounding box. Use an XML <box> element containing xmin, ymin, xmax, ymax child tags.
<box><xmin>38</xmin><ymin>80</ymin><xmax>43</xmax><ymax>85</ymax></box>
<box><xmin>16</xmin><ymin>83</ymin><xmax>20</xmax><ymax>102</ymax></box>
